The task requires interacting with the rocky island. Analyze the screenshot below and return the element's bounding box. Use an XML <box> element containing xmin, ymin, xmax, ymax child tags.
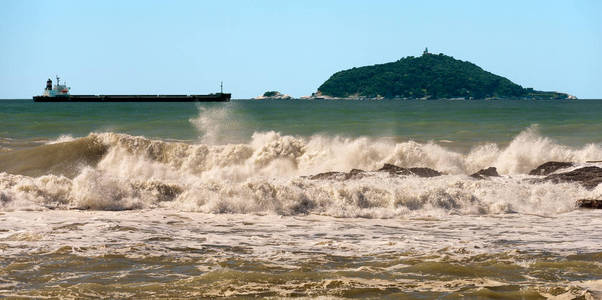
<box><xmin>253</xmin><ymin>91</ymin><xmax>292</xmax><ymax>100</ymax></box>
<box><xmin>313</xmin><ymin>48</ymin><xmax>575</xmax><ymax>100</ymax></box>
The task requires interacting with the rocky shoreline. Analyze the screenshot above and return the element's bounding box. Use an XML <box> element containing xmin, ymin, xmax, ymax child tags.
<box><xmin>307</xmin><ymin>161</ymin><xmax>602</xmax><ymax>209</ymax></box>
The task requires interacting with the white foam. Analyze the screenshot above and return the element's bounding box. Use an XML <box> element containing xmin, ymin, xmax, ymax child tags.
<box><xmin>1</xmin><ymin>208</ymin><xmax>601</xmax><ymax>259</ymax></box>
<box><xmin>44</xmin><ymin>134</ymin><xmax>75</xmax><ymax>145</ymax></box>
<box><xmin>485</xmin><ymin>126</ymin><xmax>602</xmax><ymax>174</ymax></box>
<box><xmin>1</xmin><ymin>109</ymin><xmax>601</xmax><ymax>216</ymax></box>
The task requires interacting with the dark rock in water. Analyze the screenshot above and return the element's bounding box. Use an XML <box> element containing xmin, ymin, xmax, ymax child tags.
<box><xmin>543</xmin><ymin>166</ymin><xmax>602</xmax><ymax>190</ymax></box>
<box><xmin>308</xmin><ymin>171</ymin><xmax>343</xmax><ymax>180</ymax></box>
<box><xmin>309</xmin><ymin>169</ymin><xmax>367</xmax><ymax>181</ymax></box>
<box><xmin>481</xmin><ymin>167</ymin><xmax>500</xmax><ymax>177</ymax></box>
<box><xmin>577</xmin><ymin>199</ymin><xmax>602</xmax><ymax>209</ymax></box>
<box><xmin>528</xmin><ymin>161</ymin><xmax>574</xmax><ymax>176</ymax></box>
<box><xmin>377</xmin><ymin>163</ymin><xmax>413</xmax><ymax>175</ymax></box>
<box><xmin>309</xmin><ymin>164</ymin><xmax>443</xmax><ymax>180</ymax></box>
<box><xmin>408</xmin><ymin>167</ymin><xmax>443</xmax><ymax>178</ymax></box>
<box><xmin>348</xmin><ymin>169</ymin><xmax>366</xmax><ymax>177</ymax></box>
<box><xmin>470</xmin><ymin>167</ymin><xmax>500</xmax><ymax>179</ymax></box>
<box><xmin>376</xmin><ymin>163</ymin><xmax>442</xmax><ymax>177</ymax></box>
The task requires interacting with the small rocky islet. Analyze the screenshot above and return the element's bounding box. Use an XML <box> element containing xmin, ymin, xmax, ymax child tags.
<box><xmin>253</xmin><ymin>91</ymin><xmax>292</xmax><ymax>100</ymax></box>
<box><xmin>307</xmin><ymin>161</ymin><xmax>602</xmax><ymax>209</ymax></box>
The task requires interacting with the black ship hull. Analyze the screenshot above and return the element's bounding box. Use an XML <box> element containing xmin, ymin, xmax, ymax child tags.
<box><xmin>33</xmin><ymin>93</ymin><xmax>231</xmax><ymax>102</ymax></box>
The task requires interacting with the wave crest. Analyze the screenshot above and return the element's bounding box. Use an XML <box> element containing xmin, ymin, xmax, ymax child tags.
<box><xmin>0</xmin><ymin>125</ymin><xmax>601</xmax><ymax>216</ymax></box>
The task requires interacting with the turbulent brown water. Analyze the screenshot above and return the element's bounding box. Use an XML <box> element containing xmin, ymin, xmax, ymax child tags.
<box><xmin>1</xmin><ymin>101</ymin><xmax>602</xmax><ymax>298</ymax></box>
<box><xmin>1</xmin><ymin>210</ymin><xmax>601</xmax><ymax>298</ymax></box>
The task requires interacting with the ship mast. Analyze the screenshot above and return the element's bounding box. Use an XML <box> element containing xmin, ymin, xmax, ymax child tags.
<box><xmin>220</xmin><ymin>81</ymin><xmax>223</xmax><ymax>94</ymax></box>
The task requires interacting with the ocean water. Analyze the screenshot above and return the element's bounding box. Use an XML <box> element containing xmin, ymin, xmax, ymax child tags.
<box><xmin>1</xmin><ymin>99</ymin><xmax>602</xmax><ymax>298</ymax></box>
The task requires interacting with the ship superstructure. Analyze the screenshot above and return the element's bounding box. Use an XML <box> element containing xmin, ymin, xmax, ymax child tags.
<box><xmin>43</xmin><ymin>76</ymin><xmax>70</xmax><ymax>97</ymax></box>
<box><xmin>34</xmin><ymin>77</ymin><xmax>230</xmax><ymax>102</ymax></box>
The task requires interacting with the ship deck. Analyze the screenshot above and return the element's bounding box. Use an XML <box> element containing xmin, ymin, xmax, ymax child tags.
<box><xmin>33</xmin><ymin>94</ymin><xmax>231</xmax><ymax>102</ymax></box>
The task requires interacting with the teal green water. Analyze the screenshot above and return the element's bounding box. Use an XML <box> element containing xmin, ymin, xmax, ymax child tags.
<box><xmin>1</xmin><ymin>99</ymin><xmax>601</xmax><ymax>150</ymax></box>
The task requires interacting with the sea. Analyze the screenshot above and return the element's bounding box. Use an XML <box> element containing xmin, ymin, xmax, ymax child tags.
<box><xmin>1</xmin><ymin>99</ymin><xmax>601</xmax><ymax>299</ymax></box>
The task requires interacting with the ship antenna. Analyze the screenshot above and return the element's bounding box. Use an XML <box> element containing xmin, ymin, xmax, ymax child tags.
<box><xmin>220</xmin><ymin>81</ymin><xmax>223</xmax><ymax>94</ymax></box>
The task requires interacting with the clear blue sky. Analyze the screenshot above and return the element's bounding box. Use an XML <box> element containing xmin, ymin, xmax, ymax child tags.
<box><xmin>1</xmin><ymin>0</ymin><xmax>600</xmax><ymax>98</ymax></box>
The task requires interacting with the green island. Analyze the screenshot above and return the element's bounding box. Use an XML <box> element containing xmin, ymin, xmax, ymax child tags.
<box><xmin>316</xmin><ymin>49</ymin><xmax>573</xmax><ymax>100</ymax></box>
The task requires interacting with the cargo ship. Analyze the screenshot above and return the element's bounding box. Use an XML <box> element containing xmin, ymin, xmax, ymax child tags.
<box><xmin>33</xmin><ymin>77</ymin><xmax>231</xmax><ymax>102</ymax></box>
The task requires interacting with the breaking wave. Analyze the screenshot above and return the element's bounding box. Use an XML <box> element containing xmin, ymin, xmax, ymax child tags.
<box><xmin>1</xmin><ymin>108</ymin><xmax>601</xmax><ymax>216</ymax></box>
<box><xmin>45</xmin><ymin>134</ymin><xmax>76</xmax><ymax>145</ymax></box>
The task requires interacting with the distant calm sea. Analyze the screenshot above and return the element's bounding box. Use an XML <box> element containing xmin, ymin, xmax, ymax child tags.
<box><xmin>1</xmin><ymin>99</ymin><xmax>601</xmax><ymax>298</ymax></box>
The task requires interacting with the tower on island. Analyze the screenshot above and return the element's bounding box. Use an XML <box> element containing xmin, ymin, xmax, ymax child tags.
<box><xmin>423</xmin><ymin>47</ymin><xmax>429</xmax><ymax>56</ymax></box>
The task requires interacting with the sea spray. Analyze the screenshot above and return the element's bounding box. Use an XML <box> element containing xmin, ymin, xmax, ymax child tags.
<box><xmin>1</xmin><ymin>125</ymin><xmax>600</xmax><ymax>215</ymax></box>
<box><xmin>2</xmin><ymin>107</ymin><xmax>602</xmax><ymax>214</ymax></box>
<box><xmin>488</xmin><ymin>125</ymin><xmax>602</xmax><ymax>174</ymax></box>
<box><xmin>44</xmin><ymin>134</ymin><xmax>76</xmax><ymax>145</ymax></box>
<box><xmin>189</xmin><ymin>103</ymin><xmax>249</xmax><ymax>145</ymax></box>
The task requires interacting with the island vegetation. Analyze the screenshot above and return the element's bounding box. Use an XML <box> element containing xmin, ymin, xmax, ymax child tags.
<box><xmin>317</xmin><ymin>50</ymin><xmax>572</xmax><ymax>100</ymax></box>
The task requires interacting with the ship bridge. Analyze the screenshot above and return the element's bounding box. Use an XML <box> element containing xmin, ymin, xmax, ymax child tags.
<box><xmin>43</xmin><ymin>76</ymin><xmax>70</xmax><ymax>97</ymax></box>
